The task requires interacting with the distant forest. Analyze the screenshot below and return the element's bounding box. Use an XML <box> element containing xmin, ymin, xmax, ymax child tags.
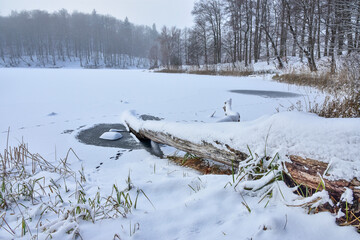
<box><xmin>158</xmin><ymin>0</ymin><xmax>360</xmax><ymax>72</ymax></box>
<box><xmin>0</xmin><ymin>9</ymin><xmax>158</xmax><ymax>68</ymax></box>
<box><xmin>1</xmin><ymin>0</ymin><xmax>360</xmax><ymax>71</ymax></box>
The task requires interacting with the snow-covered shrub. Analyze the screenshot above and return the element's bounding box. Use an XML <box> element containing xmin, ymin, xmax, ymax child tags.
<box><xmin>316</xmin><ymin>54</ymin><xmax>360</xmax><ymax>118</ymax></box>
<box><xmin>273</xmin><ymin>54</ymin><xmax>360</xmax><ymax>118</ymax></box>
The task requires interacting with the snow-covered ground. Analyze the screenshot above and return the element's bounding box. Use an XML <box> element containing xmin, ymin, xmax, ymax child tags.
<box><xmin>0</xmin><ymin>68</ymin><xmax>358</xmax><ymax>239</ymax></box>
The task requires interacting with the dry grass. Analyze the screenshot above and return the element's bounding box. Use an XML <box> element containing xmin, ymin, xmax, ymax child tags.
<box><xmin>220</xmin><ymin>69</ymin><xmax>275</xmax><ymax>76</ymax></box>
<box><xmin>272</xmin><ymin>73</ymin><xmax>333</xmax><ymax>91</ymax></box>
<box><xmin>273</xmin><ymin>56</ymin><xmax>360</xmax><ymax>118</ymax></box>
<box><xmin>218</xmin><ymin>70</ymin><xmax>254</xmax><ymax>76</ymax></box>
<box><xmin>155</xmin><ymin>69</ymin><xmax>186</xmax><ymax>74</ymax></box>
<box><xmin>0</xmin><ymin>135</ymin><xmax>152</xmax><ymax>238</ymax></box>
<box><xmin>188</xmin><ymin>70</ymin><xmax>217</xmax><ymax>75</ymax></box>
<box><xmin>313</xmin><ymin>93</ymin><xmax>360</xmax><ymax>118</ymax></box>
<box><xmin>167</xmin><ymin>154</ymin><xmax>232</xmax><ymax>175</ymax></box>
<box><xmin>156</xmin><ymin>68</ymin><xmax>274</xmax><ymax>77</ymax></box>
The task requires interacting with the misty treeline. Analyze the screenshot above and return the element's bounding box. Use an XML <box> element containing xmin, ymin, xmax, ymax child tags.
<box><xmin>0</xmin><ymin>9</ymin><xmax>158</xmax><ymax>68</ymax></box>
<box><xmin>158</xmin><ymin>0</ymin><xmax>360</xmax><ymax>72</ymax></box>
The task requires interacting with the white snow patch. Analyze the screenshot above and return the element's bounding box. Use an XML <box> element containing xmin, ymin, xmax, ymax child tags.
<box><xmin>99</xmin><ymin>132</ymin><xmax>123</xmax><ymax>140</ymax></box>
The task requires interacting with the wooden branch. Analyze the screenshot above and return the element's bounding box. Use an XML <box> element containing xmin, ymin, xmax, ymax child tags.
<box><xmin>285</xmin><ymin>155</ymin><xmax>360</xmax><ymax>202</ymax></box>
<box><xmin>125</xmin><ymin>121</ymin><xmax>248</xmax><ymax>167</ymax></box>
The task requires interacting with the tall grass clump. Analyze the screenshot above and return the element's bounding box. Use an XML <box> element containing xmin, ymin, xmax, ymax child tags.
<box><xmin>226</xmin><ymin>142</ymin><xmax>359</xmax><ymax>232</ymax></box>
<box><xmin>224</xmin><ymin>141</ymin><xmax>285</xmax><ymax>211</ymax></box>
<box><xmin>226</xmin><ymin>140</ymin><xmax>336</xmax><ymax>214</ymax></box>
<box><xmin>0</xmin><ymin>135</ymin><xmax>152</xmax><ymax>239</ymax></box>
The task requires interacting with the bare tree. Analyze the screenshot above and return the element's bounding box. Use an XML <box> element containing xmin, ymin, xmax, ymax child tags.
<box><xmin>192</xmin><ymin>0</ymin><xmax>223</xmax><ymax>64</ymax></box>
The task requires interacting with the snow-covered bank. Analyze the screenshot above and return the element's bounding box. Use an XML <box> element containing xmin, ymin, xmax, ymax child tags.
<box><xmin>0</xmin><ymin>69</ymin><xmax>358</xmax><ymax>239</ymax></box>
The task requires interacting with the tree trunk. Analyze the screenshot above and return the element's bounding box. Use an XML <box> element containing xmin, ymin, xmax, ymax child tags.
<box><xmin>253</xmin><ymin>0</ymin><xmax>261</xmax><ymax>63</ymax></box>
<box><xmin>280</xmin><ymin>0</ymin><xmax>287</xmax><ymax>58</ymax></box>
<box><xmin>336</xmin><ymin>0</ymin><xmax>344</xmax><ymax>55</ymax></box>
<box><xmin>292</xmin><ymin>17</ymin><xmax>297</xmax><ymax>57</ymax></box>
<box><xmin>285</xmin><ymin>1</ymin><xmax>317</xmax><ymax>71</ymax></box>
<box><xmin>300</xmin><ymin>10</ymin><xmax>306</xmax><ymax>61</ymax></box>
<box><xmin>329</xmin><ymin>0</ymin><xmax>337</xmax><ymax>73</ymax></box>
<box><xmin>317</xmin><ymin>0</ymin><xmax>321</xmax><ymax>59</ymax></box>
<box><xmin>262</xmin><ymin>25</ymin><xmax>284</xmax><ymax>69</ymax></box>
<box><xmin>324</xmin><ymin>0</ymin><xmax>331</xmax><ymax>56</ymax></box>
<box><xmin>307</xmin><ymin>1</ymin><xmax>317</xmax><ymax>71</ymax></box>
<box><xmin>249</xmin><ymin>0</ymin><xmax>253</xmax><ymax>64</ymax></box>
<box><xmin>355</xmin><ymin>1</ymin><xmax>360</xmax><ymax>51</ymax></box>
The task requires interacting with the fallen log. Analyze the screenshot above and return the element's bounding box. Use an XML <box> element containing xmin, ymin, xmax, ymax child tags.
<box><xmin>126</xmin><ymin>124</ymin><xmax>248</xmax><ymax>167</ymax></box>
<box><xmin>123</xmin><ymin>111</ymin><xmax>248</xmax><ymax>167</ymax></box>
<box><xmin>123</xmin><ymin>112</ymin><xmax>359</xmax><ymax>206</ymax></box>
<box><xmin>285</xmin><ymin>155</ymin><xmax>360</xmax><ymax>203</ymax></box>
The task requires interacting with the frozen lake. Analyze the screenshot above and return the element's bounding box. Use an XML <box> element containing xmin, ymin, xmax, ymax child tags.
<box><xmin>3</xmin><ymin>69</ymin><xmax>354</xmax><ymax>240</ymax></box>
<box><xmin>0</xmin><ymin>68</ymin><xmax>314</xmax><ymax>128</ymax></box>
<box><xmin>0</xmin><ymin>68</ymin><xmax>319</xmax><ymax>154</ymax></box>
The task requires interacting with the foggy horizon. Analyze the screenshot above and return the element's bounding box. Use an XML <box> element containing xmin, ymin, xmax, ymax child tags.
<box><xmin>0</xmin><ymin>0</ymin><xmax>195</xmax><ymax>28</ymax></box>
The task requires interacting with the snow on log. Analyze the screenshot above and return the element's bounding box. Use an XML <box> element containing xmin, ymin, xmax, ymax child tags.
<box><xmin>122</xmin><ymin>110</ymin><xmax>360</xmax><ymax>203</ymax></box>
<box><xmin>285</xmin><ymin>155</ymin><xmax>360</xmax><ymax>202</ymax></box>
<box><xmin>123</xmin><ymin>111</ymin><xmax>248</xmax><ymax>166</ymax></box>
<box><xmin>126</xmin><ymin>124</ymin><xmax>248</xmax><ymax>166</ymax></box>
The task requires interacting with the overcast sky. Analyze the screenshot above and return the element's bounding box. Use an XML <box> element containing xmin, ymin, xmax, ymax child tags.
<box><xmin>0</xmin><ymin>0</ymin><xmax>196</xmax><ymax>28</ymax></box>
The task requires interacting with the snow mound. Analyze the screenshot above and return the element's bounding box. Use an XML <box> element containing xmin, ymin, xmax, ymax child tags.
<box><xmin>99</xmin><ymin>132</ymin><xmax>123</xmax><ymax>140</ymax></box>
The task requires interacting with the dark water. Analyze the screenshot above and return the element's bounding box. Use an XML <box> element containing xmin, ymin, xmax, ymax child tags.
<box><xmin>229</xmin><ymin>89</ymin><xmax>301</xmax><ymax>98</ymax></box>
<box><xmin>76</xmin><ymin>115</ymin><xmax>164</xmax><ymax>157</ymax></box>
<box><xmin>76</xmin><ymin>123</ymin><xmax>142</xmax><ymax>149</ymax></box>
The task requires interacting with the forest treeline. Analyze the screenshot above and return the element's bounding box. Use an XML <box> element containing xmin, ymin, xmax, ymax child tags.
<box><xmin>158</xmin><ymin>0</ymin><xmax>360</xmax><ymax>72</ymax></box>
<box><xmin>0</xmin><ymin>9</ymin><xmax>158</xmax><ymax>68</ymax></box>
<box><xmin>1</xmin><ymin>0</ymin><xmax>360</xmax><ymax>71</ymax></box>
